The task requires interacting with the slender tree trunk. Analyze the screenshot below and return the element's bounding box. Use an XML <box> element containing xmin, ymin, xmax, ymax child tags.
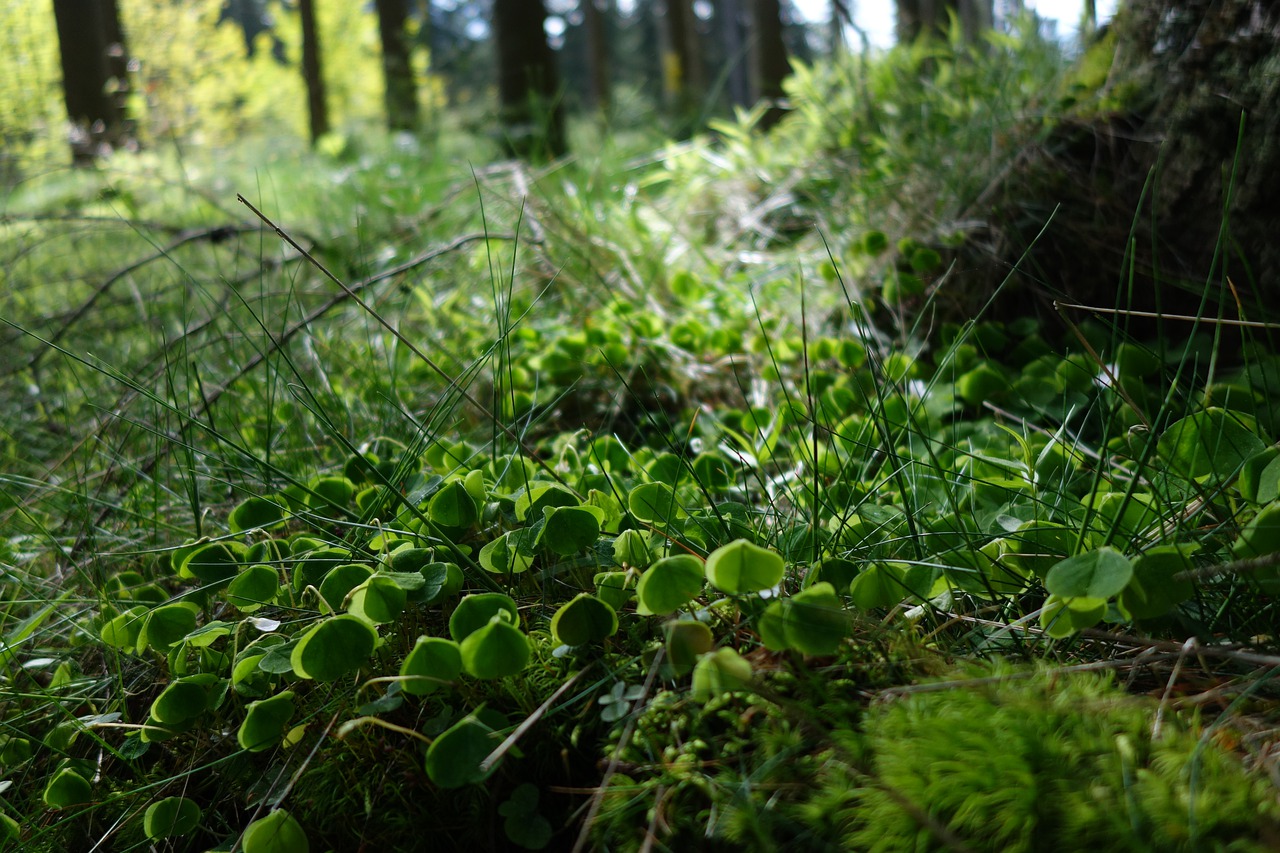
<box><xmin>750</xmin><ymin>0</ymin><xmax>791</xmax><ymax>130</ymax></box>
<box><xmin>830</xmin><ymin>0</ymin><xmax>853</xmax><ymax>55</ymax></box>
<box><xmin>298</xmin><ymin>0</ymin><xmax>329</xmax><ymax>144</ymax></box>
<box><xmin>583</xmin><ymin>0</ymin><xmax>611</xmax><ymax>113</ymax></box>
<box><xmin>52</xmin><ymin>0</ymin><xmax>131</xmax><ymax>164</ymax></box>
<box><xmin>374</xmin><ymin>0</ymin><xmax>419</xmax><ymax>131</ymax></box>
<box><xmin>719</xmin><ymin>0</ymin><xmax>751</xmax><ymax>108</ymax></box>
<box><xmin>492</xmin><ymin>0</ymin><xmax>565</xmax><ymax>157</ymax></box>
<box><xmin>660</xmin><ymin>0</ymin><xmax>704</xmax><ymax>134</ymax></box>
<box><xmin>1082</xmin><ymin>0</ymin><xmax>1098</xmax><ymax>39</ymax></box>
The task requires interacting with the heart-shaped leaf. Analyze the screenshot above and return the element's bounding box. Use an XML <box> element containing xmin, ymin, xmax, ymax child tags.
<box><xmin>291</xmin><ymin>548</ymin><xmax>350</xmax><ymax>593</ymax></box>
<box><xmin>1120</xmin><ymin>545</ymin><xmax>1196</xmax><ymax>619</ymax></box>
<box><xmin>418</xmin><ymin>562</ymin><xmax>464</xmax><ymax>605</ymax></box>
<box><xmin>690</xmin><ymin>647</ymin><xmax>753</xmax><ymax>702</ymax></box>
<box><xmin>514</xmin><ymin>483</ymin><xmax>579</xmax><ymax>521</ymax></box>
<box><xmin>144</xmin><ymin>796</ymin><xmax>201</xmax><ymax>839</ymax></box>
<box><xmin>612</xmin><ymin>529</ymin><xmax>652</xmax><ymax>568</ymax></box>
<box><xmin>238</xmin><ymin>690</ymin><xmax>296</xmax><ymax>752</ymax></box>
<box><xmin>593</xmin><ymin>571</ymin><xmax>635</xmax><ymax>611</ymax></box>
<box><xmin>346</xmin><ymin>575</ymin><xmax>407</xmax><ymax>624</ymax></box>
<box><xmin>425</xmin><ymin>716</ymin><xmax>501</xmax><ymax>789</ymax></box>
<box><xmin>43</xmin><ymin>767</ymin><xmax>91</xmax><ymax>809</ymax></box>
<box><xmin>449</xmin><ymin>593</ymin><xmax>519</xmax><ymax>642</ymax></box>
<box><xmin>290</xmin><ymin>615</ymin><xmax>377</xmax><ymax>682</ymax></box>
<box><xmin>316</xmin><ymin>563</ymin><xmax>372</xmax><ymax>613</ymax></box>
<box><xmin>1158</xmin><ymin>407</ymin><xmax>1266</xmax><ymax>481</ymax></box>
<box><xmin>99</xmin><ymin>605</ymin><xmax>148</xmax><ymax>652</ymax></box>
<box><xmin>429</xmin><ymin>479</ymin><xmax>478</xmax><ymax>529</ymax></box>
<box><xmin>628</xmin><ymin>482</ymin><xmax>682</xmax><ymax>525</ymax></box>
<box><xmin>479</xmin><ymin>531</ymin><xmax>536</xmax><ymax>574</ymax></box>
<box><xmin>1039</xmin><ymin>593</ymin><xmax>1106</xmax><ymax>638</ymax></box>
<box><xmin>704</xmin><ymin>539</ymin><xmax>784</xmax><ymax>594</ymax></box>
<box><xmin>306</xmin><ymin>475</ymin><xmax>355</xmax><ymax>511</ymax></box>
<box><xmin>460</xmin><ymin>619</ymin><xmax>530</xmax><ymax>679</ymax></box>
<box><xmin>636</xmin><ymin>554</ymin><xmax>704</xmax><ymax>615</ymax></box>
<box><xmin>228</xmin><ymin>496</ymin><xmax>287</xmax><ymax>533</ymax></box>
<box><xmin>756</xmin><ymin>582</ymin><xmax>850</xmax><ymax>656</ymax></box>
<box><xmin>179</xmin><ymin>541</ymin><xmax>243</xmax><ymax>587</ymax></box>
<box><xmin>227</xmin><ymin>564</ymin><xmax>280</xmax><ymax>613</ymax></box>
<box><xmin>151</xmin><ymin>673</ymin><xmax>221</xmax><ymax>725</ymax></box>
<box><xmin>1045</xmin><ymin>547</ymin><xmax>1132</xmax><ymax>600</ymax></box>
<box><xmin>539</xmin><ymin>506</ymin><xmax>602</xmax><ymax>556</ymax></box>
<box><xmin>242</xmin><ymin>809</ymin><xmax>309</xmax><ymax>853</ymax></box>
<box><xmin>550</xmin><ymin>594</ymin><xmax>618</xmax><ymax>646</ymax></box>
<box><xmin>664</xmin><ymin>619</ymin><xmax>714</xmax><ymax>676</ymax></box>
<box><xmin>138</xmin><ymin>603</ymin><xmax>199</xmax><ymax>654</ymax></box>
<box><xmin>400</xmin><ymin>636</ymin><xmax>462</xmax><ymax>696</ymax></box>
<box><xmin>1234</xmin><ymin>501</ymin><xmax>1280</xmax><ymax>559</ymax></box>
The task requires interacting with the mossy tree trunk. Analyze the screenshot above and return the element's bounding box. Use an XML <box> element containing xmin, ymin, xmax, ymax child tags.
<box><xmin>991</xmin><ymin>0</ymin><xmax>1280</xmax><ymax>331</ymax></box>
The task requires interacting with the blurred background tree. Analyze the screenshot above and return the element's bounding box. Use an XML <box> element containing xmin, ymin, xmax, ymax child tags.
<box><xmin>13</xmin><ymin>1</ymin><xmax>1140</xmax><ymax>174</ymax></box>
<box><xmin>51</xmin><ymin>0</ymin><xmax>135</xmax><ymax>163</ymax></box>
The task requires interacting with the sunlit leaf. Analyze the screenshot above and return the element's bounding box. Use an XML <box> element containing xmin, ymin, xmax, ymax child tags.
<box><xmin>550</xmin><ymin>594</ymin><xmax>618</xmax><ymax>646</ymax></box>
<box><xmin>290</xmin><ymin>615</ymin><xmax>377</xmax><ymax>682</ymax></box>
<box><xmin>400</xmin><ymin>636</ymin><xmax>462</xmax><ymax>696</ymax></box>
<box><xmin>704</xmin><ymin>539</ymin><xmax>784</xmax><ymax>594</ymax></box>
<box><xmin>636</xmin><ymin>554</ymin><xmax>704</xmax><ymax>615</ymax></box>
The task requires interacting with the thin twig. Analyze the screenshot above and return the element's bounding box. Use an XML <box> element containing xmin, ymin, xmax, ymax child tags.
<box><xmin>481</xmin><ymin>664</ymin><xmax>594</xmax><ymax>771</ymax></box>
<box><xmin>1153</xmin><ymin>636</ymin><xmax>1197</xmax><ymax>739</ymax></box>
<box><xmin>571</xmin><ymin>650</ymin><xmax>665</xmax><ymax>853</ymax></box>
<box><xmin>1055</xmin><ymin>301</ymin><xmax>1280</xmax><ymax>329</ymax></box>
<box><xmin>25</xmin><ymin>225</ymin><xmax>269</xmax><ymax>373</ymax></box>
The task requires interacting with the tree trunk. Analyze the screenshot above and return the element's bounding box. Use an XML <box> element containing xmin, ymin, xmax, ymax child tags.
<box><xmin>718</xmin><ymin>0</ymin><xmax>751</xmax><ymax>109</ymax></box>
<box><xmin>52</xmin><ymin>0</ymin><xmax>132</xmax><ymax>164</ymax></box>
<box><xmin>583</xmin><ymin>0</ymin><xmax>611</xmax><ymax>113</ymax></box>
<box><xmin>374</xmin><ymin>0</ymin><xmax>419</xmax><ymax>131</ymax></box>
<box><xmin>830</xmin><ymin>0</ymin><xmax>853</xmax><ymax>55</ymax></box>
<box><xmin>660</xmin><ymin>0</ymin><xmax>704</xmax><ymax>134</ymax></box>
<box><xmin>988</xmin><ymin>0</ymin><xmax>1280</xmax><ymax>334</ymax></box>
<box><xmin>492</xmin><ymin>0</ymin><xmax>565</xmax><ymax>158</ymax></box>
<box><xmin>896</xmin><ymin>0</ymin><xmax>992</xmax><ymax>43</ymax></box>
<box><xmin>750</xmin><ymin>0</ymin><xmax>791</xmax><ymax>130</ymax></box>
<box><xmin>298</xmin><ymin>0</ymin><xmax>329</xmax><ymax>144</ymax></box>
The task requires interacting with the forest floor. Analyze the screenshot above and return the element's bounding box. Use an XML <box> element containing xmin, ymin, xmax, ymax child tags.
<box><xmin>2</xmin><ymin>31</ymin><xmax>1280</xmax><ymax>853</ymax></box>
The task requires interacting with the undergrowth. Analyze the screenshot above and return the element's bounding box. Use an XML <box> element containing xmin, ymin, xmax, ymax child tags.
<box><xmin>1</xmin><ymin>23</ymin><xmax>1279</xmax><ymax>852</ymax></box>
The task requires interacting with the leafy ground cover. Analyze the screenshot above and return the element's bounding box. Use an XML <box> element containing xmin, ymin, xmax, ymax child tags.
<box><xmin>3</xmin><ymin>26</ymin><xmax>1280</xmax><ymax>852</ymax></box>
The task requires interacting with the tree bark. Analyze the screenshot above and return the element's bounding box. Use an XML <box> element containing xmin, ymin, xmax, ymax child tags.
<box><xmin>750</xmin><ymin>0</ymin><xmax>791</xmax><ymax>130</ymax></box>
<box><xmin>374</xmin><ymin>0</ymin><xmax>419</xmax><ymax>131</ymax></box>
<box><xmin>987</xmin><ymin>0</ymin><xmax>1280</xmax><ymax>332</ymax></box>
<box><xmin>718</xmin><ymin>0</ymin><xmax>752</xmax><ymax>109</ymax></box>
<box><xmin>51</xmin><ymin>0</ymin><xmax>132</xmax><ymax>164</ymax></box>
<box><xmin>896</xmin><ymin>0</ymin><xmax>992</xmax><ymax>43</ymax></box>
<box><xmin>583</xmin><ymin>0</ymin><xmax>612</xmax><ymax>113</ymax></box>
<box><xmin>298</xmin><ymin>0</ymin><xmax>329</xmax><ymax>144</ymax></box>
<box><xmin>660</xmin><ymin>0</ymin><xmax>704</xmax><ymax>134</ymax></box>
<box><xmin>492</xmin><ymin>0</ymin><xmax>565</xmax><ymax>157</ymax></box>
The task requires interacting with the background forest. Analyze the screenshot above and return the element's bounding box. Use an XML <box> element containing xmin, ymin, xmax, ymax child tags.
<box><xmin>3</xmin><ymin>1</ymin><xmax>1280</xmax><ymax>851</ymax></box>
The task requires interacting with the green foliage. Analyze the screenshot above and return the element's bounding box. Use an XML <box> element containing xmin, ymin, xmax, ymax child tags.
<box><xmin>242</xmin><ymin>809</ymin><xmax>310</xmax><ymax>853</ymax></box>
<box><xmin>852</xmin><ymin>668</ymin><xmax>1280</xmax><ymax>852</ymax></box>
<box><xmin>4</xmin><ymin>20</ymin><xmax>1279</xmax><ymax>852</ymax></box>
<box><xmin>143</xmin><ymin>797</ymin><xmax>201</xmax><ymax>839</ymax></box>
